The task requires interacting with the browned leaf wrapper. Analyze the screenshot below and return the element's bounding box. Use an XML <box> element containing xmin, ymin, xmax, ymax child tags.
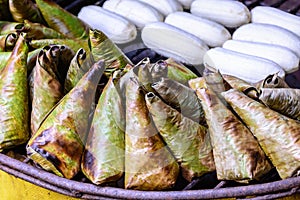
<box><xmin>259</xmin><ymin>88</ymin><xmax>300</xmax><ymax>121</ymax></box>
<box><xmin>27</xmin><ymin>60</ymin><xmax>105</xmax><ymax>179</ymax></box>
<box><xmin>16</xmin><ymin>20</ymin><xmax>65</xmax><ymax>40</ymax></box>
<box><xmin>64</xmin><ymin>48</ymin><xmax>87</xmax><ymax>93</ymax></box>
<box><xmin>88</xmin><ymin>29</ymin><xmax>132</xmax><ymax>77</ymax></box>
<box><xmin>151</xmin><ymin>78</ymin><xmax>205</xmax><ymax>125</ymax></box>
<box><xmin>29</xmin><ymin>38</ymin><xmax>89</xmax><ymax>53</ymax></box>
<box><xmin>197</xmin><ymin>87</ymin><xmax>272</xmax><ymax>182</ymax></box>
<box><xmin>0</xmin><ymin>33</ymin><xmax>30</xmax><ymax>151</ymax></box>
<box><xmin>9</xmin><ymin>0</ymin><xmax>46</xmax><ymax>24</ymax></box>
<box><xmin>27</xmin><ymin>48</ymin><xmax>42</xmax><ymax>74</ymax></box>
<box><xmin>30</xmin><ymin>45</ymin><xmax>63</xmax><ymax>135</ymax></box>
<box><xmin>145</xmin><ymin>92</ymin><xmax>215</xmax><ymax>182</ymax></box>
<box><xmin>222</xmin><ymin>89</ymin><xmax>300</xmax><ymax>179</ymax></box>
<box><xmin>164</xmin><ymin>58</ymin><xmax>198</xmax><ymax>85</ymax></box>
<box><xmin>35</xmin><ymin>0</ymin><xmax>89</xmax><ymax>39</ymax></box>
<box><xmin>0</xmin><ymin>32</ymin><xmax>18</xmax><ymax>52</ymax></box>
<box><xmin>82</xmin><ymin>70</ymin><xmax>125</xmax><ymax>185</ymax></box>
<box><xmin>255</xmin><ymin>73</ymin><xmax>290</xmax><ymax>89</ymax></box>
<box><xmin>125</xmin><ymin>77</ymin><xmax>179</xmax><ymax>190</ymax></box>
<box><xmin>149</xmin><ymin>60</ymin><xmax>168</xmax><ymax>82</ymax></box>
<box><xmin>0</xmin><ymin>21</ymin><xmax>20</xmax><ymax>34</ymax></box>
<box><xmin>222</xmin><ymin>74</ymin><xmax>259</xmax><ymax>99</ymax></box>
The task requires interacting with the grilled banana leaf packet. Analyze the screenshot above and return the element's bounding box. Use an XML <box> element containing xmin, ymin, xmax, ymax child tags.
<box><xmin>0</xmin><ymin>33</ymin><xmax>30</xmax><ymax>151</ymax></box>
<box><xmin>81</xmin><ymin>70</ymin><xmax>125</xmax><ymax>185</ymax></box>
<box><xmin>222</xmin><ymin>74</ymin><xmax>259</xmax><ymax>99</ymax></box>
<box><xmin>0</xmin><ymin>51</ymin><xmax>11</xmax><ymax>70</ymax></box>
<box><xmin>9</xmin><ymin>0</ymin><xmax>46</xmax><ymax>24</ymax></box>
<box><xmin>145</xmin><ymin>92</ymin><xmax>215</xmax><ymax>182</ymax></box>
<box><xmin>27</xmin><ymin>60</ymin><xmax>105</xmax><ymax>179</ymax></box>
<box><xmin>164</xmin><ymin>58</ymin><xmax>198</xmax><ymax>85</ymax></box>
<box><xmin>196</xmin><ymin>86</ymin><xmax>272</xmax><ymax>182</ymax></box>
<box><xmin>222</xmin><ymin>89</ymin><xmax>300</xmax><ymax>179</ymax></box>
<box><xmin>30</xmin><ymin>45</ymin><xmax>63</xmax><ymax>135</ymax></box>
<box><xmin>64</xmin><ymin>48</ymin><xmax>87</xmax><ymax>93</ymax></box>
<box><xmin>256</xmin><ymin>73</ymin><xmax>290</xmax><ymax>89</ymax></box>
<box><xmin>125</xmin><ymin>77</ymin><xmax>179</xmax><ymax>190</ymax></box>
<box><xmin>151</xmin><ymin>77</ymin><xmax>205</xmax><ymax>125</ymax></box>
<box><xmin>0</xmin><ymin>32</ymin><xmax>18</xmax><ymax>52</ymax></box>
<box><xmin>35</xmin><ymin>0</ymin><xmax>90</xmax><ymax>39</ymax></box>
<box><xmin>259</xmin><ymin>88</ymin><xmax>300</xmax><ymax>121</ymax></box>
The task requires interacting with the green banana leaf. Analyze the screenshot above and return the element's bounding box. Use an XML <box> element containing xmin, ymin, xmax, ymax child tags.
<box><xmin>222</xmin><ymin>89</ymin><xmax>300</xmax><ymax>179</ymax></box>
<box><xmin>255</xmin><ymin>73</ymin><xmax>290</xmax><ymax>89</ymax></box>
<box><xmin>222</xmin><ymin>74</ymin><xmax>259</xmax><ymax>99</ymax></box>
<box><xmin>27</xmin><ymin>60</ymin><xmax>105</xmax><ymax>179</ymax></box>
<box><xmin>0</xmin><ymin>33</ymin><xmax>29</xmax><ymax>151</ymax></box>
<box><xmin>9</xmin><ymin>0</ymin><xmax>46</xmax><ymax>24</ymax></box>
<box><xmin>0</xmin><ymin>32</ymin><xmax>18</xmax><ymax>52</ymax></box>
<box><xmin>64</xmin><ymin>48</ymin><xmax>87</xmax><ymax>93</ymax></box>
<box><xmin>16</xmin><ymin>20</ymin><xmax>65</xmax><ymax>40</ymax></box>
<box><xmin>0</xmin><ymin>21</ymin><xmax>20</xmax><ymax>35</ymax></box>
<box><xmin>29</xmin><ymin>38</ymin><xmax>88</xmax><ymax>55</ymax></box>
<box><xmin>0</xmin><ymin>0</ymin><xmax>12</xmax><ymax>21</ymax></box>
<box><xmin>259</xmin><ymin>88</ymin><xmax>300</xmax><ymax>121</ymax></box>
<box><xmin>125</xmin><ymin>77</ymin><xmax>179</xmax><ymax>190</ymax></box>
<box><xmin>35</xmin><ymin>0</ymin><xmax>89</xmax><ymax>39</ymax></box>
<box><xmin>0</xmin><ymin>51</ymin><xmax>11</xmax><ymax>70</ymax></box>
<box><xmin>82</xmin><ymin>70</ymin><xmax>125</xmax><ymax>185</ymax></box>
<box><xmin>165</xmin><ymin>58</ymin><xmax>198</xmax><ymax>85</ymax></box>
<box><xmin>197</xmin><ymin>87</ymin><xmax>272</xmax><ymax>182</ymax></box>
<box><xmin>151</xmin><ymin>78</ymin><xmax>205</xmax><ymax>125</ymax></box>
<box><xmin>27</xmin><ymin>48</ymin><xmax>42</xmax><ymax>75</ymax></box>
<box><xmin>88</xmin><ymin>29</ymin><xmax>132</xmax><ymax>77</ymax></box>
<box><xmin>30</xmin><ymin>45</ymin><xmax>63</xmax><ymax>135</ymax></box>
<box><xmin>145</xmin><ymin>92</ymin><xmax>215</xmax><ymax>182</ymax></box>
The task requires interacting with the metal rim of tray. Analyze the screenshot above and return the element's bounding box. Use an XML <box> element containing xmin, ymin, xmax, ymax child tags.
<box><xmin>0</xmin><ymin>153</ymin><xmax>299</xmax><ymax>200</ymax></box>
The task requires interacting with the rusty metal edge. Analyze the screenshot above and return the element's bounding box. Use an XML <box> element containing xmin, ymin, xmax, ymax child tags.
<box><xmin>0</xmin><ymin>153</ymin><xmax>299</xmax><ymax>200</ymax></box>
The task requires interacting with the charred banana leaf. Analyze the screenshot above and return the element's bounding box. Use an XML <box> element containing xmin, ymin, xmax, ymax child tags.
<box><xmin>222</xmin><ymin>89</ymin><xmax>300</xmax><ymax>179</ymax></box>
<box><xmin>29</xmin><ymin>38</ymin><xmax>88</xmax><ymax>54</ymax></box>
<box><xmin>165</xmin><ymin>58</ymin><xmax>198</xmax><ymax>85</ymax></box>
<box><xmin>125</xmin><ymin>77</ymin><xmax>179</xmax><ymax>190</ymax></box>
<box><xmin>64</xmin><ymin>48</ymin><xmax>87</xmax><ymax>93</ymax></box>
<box><xmin>9</xmin><ymin>0</ymin><xmax>46</xmax><ymax>24</ymax></box>
<box><xmin>0</xmin><ymin>21</ymin><xmax>20</xmax><ymax>34</ymax></box>
<box><xmin>82</xmin><ymin>71</ymin><xmax>125</xmax><ymax>185</ymax></box>
<box><xmin>151</xmin><ymin>78</ymin><xmax>205</xmax><ymax>125</ymax></box>
<box><xmin>197</xmin><ymin>87</ymin><xmax>272</xmax><ymax>182</ymax></box>
<box><xmin>256</xmin><ymin>73</ymin><xmax>290</xmax><ymax>89</ymax></box>
<box><xmin>0</xmin><ymin>33</ymin><xmax>29</xmax><ymax>151</ymax></box>
<box><xmin>27</xmin><ymin>60</ymin><xmax>105</xmax><ymax>179</ymax></box>
<box><xmin>149</xmin><ymin>60</ymin><xmax>168</xmax><ymax>82</ymax></box>
<box><xmin>35</xmin><ymin>0</ymin><xmax>89</xmax><ymax>39</ymax></box>
<box><xmin>88</xmin><ymin>29</ymin><xmax>132</xmax><ymax>76</ymax></box>
<box><xmin>145</xmin><ymin>92</ymin><xmax>215</xmax><ymax>182</ymax></box>
<box><xmin>0</xmin><ymin>32</ymin><xmax>18</xmax><ymax>52</ymax></box>
<box><xmin>222</xmin><ymin>74</ymin><xmax>259</xmax><ymax>99</ymax></box>
<box><xmin>30</xmin><ymin>45</ymin><xmax>63</xmax><ymax>135</ymax></box>
<box><xmin>259</xmin><ymin>88</ymin><xmax>300</xmax><ymax>121</ymax></box>
<box><xmin>16</xmin><ymin>20</ymin><xmax>65</xmax><ymax>40</ymax></box>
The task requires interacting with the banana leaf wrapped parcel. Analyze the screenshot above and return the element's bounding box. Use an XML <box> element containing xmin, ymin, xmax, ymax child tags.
<box><xmin>30</xmin><ymin>45</ymin><xmax>64</xmax><ymax>135</ymax></box>
<box><xmin>145</xmin><ymin>92</ymin><xmax>215</xmax><ymax>182</ymax></box>
<box><xmin>125</xmin><ymin>77</ymin><xmax>179</xmax><ymax>190</ymax></box>
<box><xmin>81</xmin><ymin>70</ymin><xmax>125</xmax><ymax>185</ymax></box>
<box><xmin>222</xmin><ymin>89</ymin><xmax>300</xmax><ymax>179</ymax></box>
<box><xmin>259</xmin><ymin>88</ymin><xmax>300</xmax><ymax>121</ymax></box>
<box><xmin>0</xmin><ymin>32</ymin><xmax>18</xmax><ymax>52</ymax></box>
<box><xmin>196</xmin><ymin>87</ymin><xmax>272</xmax><ymax>182</ymax></box>
<box><xmin>151</xmin><ymin>77</ymin><xmax>205</xmax><ymax>125</ymax></box>
<box><xmin>0</xmin><ymin>33</ymin><xmax>30</xmax><ymax>151</ymax></box>
<box><xmin>27</xmin><ymin>60</ymin><xmax>105</xmax><ymax>179</ymax></box>
<box><xmin>255</xmin><ymin>73</ymin><xmax>290</xmax><ymax>89</ymax></box>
